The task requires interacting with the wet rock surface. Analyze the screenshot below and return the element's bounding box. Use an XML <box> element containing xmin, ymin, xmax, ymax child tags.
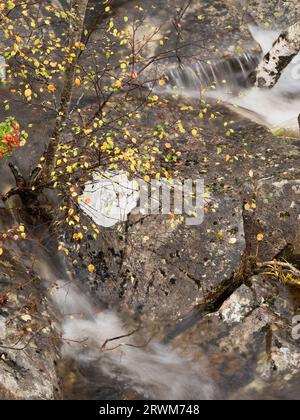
<box><xmin>83</xmin><ymin>101</ymin><xmax>300</xmax><ymax>322</ymax></box>
<box><xmin>0</xmin><ymin>252</ymin><xmax>61</xmax><ymax>400</ymax></box>
<box><xmin>75</xmin><ymin>93</ymin><xmax>300</xmax><ymax>398</ymax></box>
<box><xmin>172</xmin><ymin>276</ymin><xmax>300</xmax><ymax>399</ymax></box>
<box><xmin>84</xmin><ymin>189</ymin><xmax>245</xmax><ymax>322</ymax></box>
<box><xmin>127</xmin><ymin>0</ymin><xmax>262</xmax><ymax>88</ymax></box>
<box><xmin>157</xmin><ymin>0</ymin><xmax>260</xmax><ymax>61</ymax></box>
<box><xmin>244</xmin><ymin>0</ymin><xmax>300</xmax><ymax>28</ymax></box>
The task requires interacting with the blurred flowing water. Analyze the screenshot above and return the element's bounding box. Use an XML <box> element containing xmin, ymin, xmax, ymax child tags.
<box><xmin>163</xmin><ymin>25</ymin><xmax>300</xmax><ymax>135</ymax></box>
<box><xmin>164</xmin><ymin>52</ymin><xmax>259</xmax><ymax>94</ymax></box>
<box><xmin>216</xmin><ymin>26</ymin><xmax>300</xmax><ymax>133</ymax></box>
<box><xmin>50</xmin><ymin>280</ymin><xmax>218</xmax><ymax>400</ymax></box>
<box><xmin>0</xmin><ymin>158</ymin><xmax>218</xmax><ymax>400</ymax></box>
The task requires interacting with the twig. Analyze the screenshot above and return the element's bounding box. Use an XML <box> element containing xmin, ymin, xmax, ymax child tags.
<box><xmin>101</xmin><ymin>326</ymin><xmax>159</xmax><ymax>352</ymax></box>
<box><xmin>257</xmin><ymin>260</ymin><xmax>300</xmax><ymax>277</ymax></box>
<box><xmin>101</xmin><ymin>327</ymin><xmax>140</xmax><ymax>351</ymax></box>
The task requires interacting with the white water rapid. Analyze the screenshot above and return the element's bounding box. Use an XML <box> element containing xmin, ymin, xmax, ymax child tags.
<box><xmin>50</xmin><ymin>280</ymin><xmax>218</xmax><ymax>400</ymax></box>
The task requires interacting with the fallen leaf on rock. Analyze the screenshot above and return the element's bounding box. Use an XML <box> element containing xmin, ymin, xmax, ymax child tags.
<box><xmin>20</xmin><ymin>314</ymin><xmax>32</xmax><ymax>322</ymax></box>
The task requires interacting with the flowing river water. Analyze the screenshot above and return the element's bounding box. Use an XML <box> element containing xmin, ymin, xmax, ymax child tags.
<box><xmin>163</xmin><ymin>25</ymin><xmax>300</xmax><ymax>134</ymax></box>
<box><xmin>0</xmin><ymin>24</ymin><xmax>300</xmax><ymax>400</ymax></box>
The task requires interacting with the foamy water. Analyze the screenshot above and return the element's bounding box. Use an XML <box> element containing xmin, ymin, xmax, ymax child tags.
<box><xmin>20</xmin><ymin>204</ymin><xmax>217</xmax><ymax>400</ymax></box>
<box><xmin>164</xmin><ymin>25</ymin><xmax>300</xmax><ymax>133</ymax></box>
<box><xmin>211</xmin><ymin>26</ymin><xmax>300</xmax><ymax>132</ymax></box>
<box><xmin>51</xmin><ymin>280</ymin><xmax>218</xmax><ymax>400</ymax></box>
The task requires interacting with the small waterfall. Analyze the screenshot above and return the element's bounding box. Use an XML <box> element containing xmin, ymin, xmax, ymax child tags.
<box><xmin>159</xmin><ymin>25</ymin><xmax>300</xmax><ymax>134</ymax></box>
<box><xmin>51</xmin><ymin>280</ymin><xmax>218</xmax><ymax>400</ymax></box>
<box><xmin>162</xmin><ymin>52</ymin><xmax>260</xmax><ymax>95</ymax></box>
<box><xmin>214</xmin><ymin>27</ymin><xmax>300</xmax><ymax>133</ymax></box>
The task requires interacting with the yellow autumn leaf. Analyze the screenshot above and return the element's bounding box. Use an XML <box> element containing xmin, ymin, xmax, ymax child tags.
<box><xmin>47</xmin><ymin>84</ymin><xmax>56</xmax><ymax>93</ymax></box>
<box><xmin>217</xmin><ymin>231</ymin><xmax>223</xmax><ymax>241</ymax></box>
<box><xmin>88</xmin><ymin>264</ymin><xmax>95</xmax><ymax>273</ymax></box>
<box><xmin>113</xmin><ymin>79</ymin><xmax>122</xmax><ymax>89</ymax></box>
<box><xmin>24</xmin><ymin>88</ymin><xmax>32</xmax><ymax>98</ymax></box>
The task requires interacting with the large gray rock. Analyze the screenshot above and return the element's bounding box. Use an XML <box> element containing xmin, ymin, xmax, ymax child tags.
<box><xmin>92</xmin><ymin>190</ymin><xmax>245</xmax><ymax>322</ymax></box>
<box><xmin>171</xmin><ymin>276</ymin><xmax>300</xmax><ymax>399</ymax></box>
<box><xmin>243</xmin><ymin>0</ymin><xmax>300</xmax><ymax>28</ymax></box>
<box><xmin>150</xmin><ymin>0</ymin><xmax>260</xmax><ymax>61</ymax></box>
<box><xmin>255</xmin><ymin>178</ymin><xmax>300</xmax><ymax>260</ymax></box>
<box><xmin>79</xmin><ymin>100</ymin><xmax>299</xmax><ymax>324</ymax></box>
